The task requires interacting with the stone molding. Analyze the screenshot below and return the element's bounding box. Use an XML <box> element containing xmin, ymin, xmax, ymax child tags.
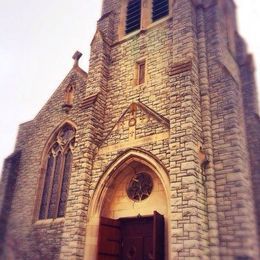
<box><xmin>169</xmin><ymin>60</ymin><xmax>192</xmax><ymax>76</ymax></box>
<box><xmin>100</xmin><ymin>101</ymin><xmax>169</xmax><ymax>148</ymax></box>
<box><xmin>81</xmin><ymin>93</ymin><xmax>99</xmax><ymax>109</ymax></box>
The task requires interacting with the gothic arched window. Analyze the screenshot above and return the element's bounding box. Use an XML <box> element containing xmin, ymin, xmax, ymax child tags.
<box><xmin>38</xmin><ymin>124</ymin><xmax>76</xmax><ymax>220</ymax></box>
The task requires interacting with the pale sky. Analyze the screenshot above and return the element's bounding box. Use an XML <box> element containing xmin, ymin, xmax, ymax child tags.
<box><xmin>0</xmin><ymin>0</ymin><xmax>259</xmax><ymax>171</ymax></box>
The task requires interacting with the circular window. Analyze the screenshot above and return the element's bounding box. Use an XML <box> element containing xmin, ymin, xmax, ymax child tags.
<box><xmin>127</xmin><ymin>172</ymin><xmax>153</xmax><ymax>201</ymax></box>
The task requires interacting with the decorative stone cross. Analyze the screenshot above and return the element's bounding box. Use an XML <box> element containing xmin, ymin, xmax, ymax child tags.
<box><xmin>72</xmin><ymin>51</ymin><xmax>83</xmax><ymax>66</ymax></box>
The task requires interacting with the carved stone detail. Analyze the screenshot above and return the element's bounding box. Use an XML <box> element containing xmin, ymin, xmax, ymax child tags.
<box><xmin>127</xmin><ymin>172</ymin><xmax>153</xmax><ymax>201</ymax></box>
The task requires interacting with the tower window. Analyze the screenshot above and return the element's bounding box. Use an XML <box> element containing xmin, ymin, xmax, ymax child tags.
<box><xmin>38</xmin><ymin>124</ymin><xmax>75</xmax><ymax>220</ymax></box>
<box><xmin>125</xmin><ymin>0</ymin><xmax>142</xmax><ymax>34</ymax></box>
<box><xmin>152</xmin><ymin>0</ymin><xmax>169</xmax><ymax>22</ymax></box>
<box><xmin>136</xmin><ymin>60</ymin><xmax>146</xmax><ymax>85</ymax></box>
<box><xmin>138</xmin><ymin>61</ymin><xmax>145</xmax><ymax>84</ymax></box>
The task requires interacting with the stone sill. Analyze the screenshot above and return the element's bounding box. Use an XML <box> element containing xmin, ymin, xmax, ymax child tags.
<box><xmin>34</xmin><ymin>217</ymin><xmax>65</xmax><ymax>226</ymax></box>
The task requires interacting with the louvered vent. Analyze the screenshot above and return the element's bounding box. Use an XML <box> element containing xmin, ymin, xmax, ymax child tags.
<box><xmin>125</xmin><ymin>0</ymin><xmax>141</xmax><ymax>34</ymax></box>
<box><xmin>152</xmin><ymin>0</ymin><xmax>169</xmax><ymax>22</ymax></box>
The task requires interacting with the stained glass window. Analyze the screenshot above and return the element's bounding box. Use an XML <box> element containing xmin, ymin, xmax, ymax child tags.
<box><xmin>39</xmin><ymin>154</ymin><xmax>54</xmax><ymax>219</ymax></box>
<box><xmin>38</xmin><ymin>124</ymin><xmax>75</xmax><ymax>220</ymax></box>
<box><xmin>127</xmin><ymin>173</ymin><xmax>153</xmax><ymax>201</ymax></box>
<box><xmin>58</xmin><ymin>150</ymin><xmax>73</xmax><ymax>218</ymax></box>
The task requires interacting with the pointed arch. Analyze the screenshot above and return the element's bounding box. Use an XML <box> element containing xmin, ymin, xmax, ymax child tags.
<box><xmin>34</xmin><ymin>120</ymin><xmax>77</xmax><ymax>221</ymax></box>
<box><xmin>40</xmin><ymin>120</ymin><xmax>77</xmax><ymax>162</ymax></box>
<box><xmin>64</xmin><ymin>84</ymin><xmax>75</xmax><ymax>107</ymax></box>
<box><xmin>88</xmin><ymin>148</ymin><xmax>170</xmax><ymax>218</ymax></box>
<box><xmin>84</xmin><ymin>148</ymin><xmax>170</xmax><ymax>260</ymax></box>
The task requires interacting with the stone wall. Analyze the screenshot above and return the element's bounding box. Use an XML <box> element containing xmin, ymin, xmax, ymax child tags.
<box><xmin>238</xmin><ymin>34</ymin><xmax>260</xmax><ymax>250</ymax></box>
<box><xmin>0</xmin><ymin>66</ymin><xmax>89</xmax><ymax>259</ymax></box>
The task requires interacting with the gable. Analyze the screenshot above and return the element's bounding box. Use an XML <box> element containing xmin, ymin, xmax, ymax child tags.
<box><xmin>99</xmin><ymin>102</ymin><xmax>169</xmax><ymax>153</ymax></box>
<box><xmin>33</xmin><ymin>66</ymin><xmax>88</xmax><ymax>122</ymax></box>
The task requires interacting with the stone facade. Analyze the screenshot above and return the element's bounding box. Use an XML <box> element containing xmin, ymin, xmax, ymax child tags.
<box><xmin>0</xmin><ymin>0</ymin><xmax>259</xmax><ymax>259</ymax></box>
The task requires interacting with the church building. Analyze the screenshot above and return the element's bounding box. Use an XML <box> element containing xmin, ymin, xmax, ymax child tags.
<box><xmin>0</xmin><ymin>0</ymin><xmax>260</xmax><ymax>259</ymax></box>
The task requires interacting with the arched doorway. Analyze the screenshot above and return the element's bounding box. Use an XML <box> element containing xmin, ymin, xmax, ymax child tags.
<box><xmin>84</xmin><ymin>149</ymin><xmax>169</xmax><ymax>260</ymax></box>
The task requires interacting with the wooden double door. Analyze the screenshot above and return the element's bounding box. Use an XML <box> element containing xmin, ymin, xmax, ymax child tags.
<box><xmin>98</xmin><ymin>211</ymin><xmax>164</xmax><ymax>260</ymax></box>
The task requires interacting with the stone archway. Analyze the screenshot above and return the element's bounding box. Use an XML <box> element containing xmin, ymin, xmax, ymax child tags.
<box><xmin>84</xmin><ymin>149</ymin><xmax>170</xmax><ymax>260</ymax></box>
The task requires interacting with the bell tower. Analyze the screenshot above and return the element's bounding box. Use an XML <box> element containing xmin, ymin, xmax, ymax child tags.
<box><xmin>61</xmin><ymin>0</ymin><xmax>260</xmax><ymax>258</ymax></box>
<box><xmin>61</xmin><ymin>0</ymin><xmax>260</xmax><ymax>259</ymax></box>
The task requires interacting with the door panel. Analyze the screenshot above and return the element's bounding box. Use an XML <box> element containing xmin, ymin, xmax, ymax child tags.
<box><xmin>122</xmin><ymin>236</ymin><xmax>143</xmax><ymax>260</ymax></box>
<box><xmin>98</xmin><ymin>217</ymin><xmax>121</xmax><ymax>260</ymax></box>
<box><xmin>144</xmin><ymin>236</ymin><xmax>153</xmax><ymax>260</ymax></box>
<box><xmin>97</xmin><ymin>213</ymin><xmax>165</xmax><ymax>260</ymax></box>
<box><xmin>153</xmin><ymin>211</ymin><xmax>165</xmax><ymax>260</ymax></box>
<box><xmin>121</xmin><ymin>217</ymin><xmax>153</xmax><ymax>260</ymax></box>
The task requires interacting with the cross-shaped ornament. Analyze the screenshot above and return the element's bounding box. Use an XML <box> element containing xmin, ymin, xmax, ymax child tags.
<box><xmin>72</xmin><ymin>51</ymin><xmax>82</xmax><ymax>66</ymax></box>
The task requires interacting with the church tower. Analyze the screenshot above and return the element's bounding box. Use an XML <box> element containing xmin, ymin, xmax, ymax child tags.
<box><xmin>0</xmin><ymin>0</ymin><xmax>260</xmax><ymax>259</ymax></box>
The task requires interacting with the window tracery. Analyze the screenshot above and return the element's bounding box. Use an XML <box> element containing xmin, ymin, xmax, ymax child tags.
<box><xmin>38</xmin><ymin>124</ymin><xmax>75</xmax><ymax>220</ymax></box>
<box><xmin>127</xmin><ymin>172</ymin><xmax>153</xmax><ymax>201</ymax></box>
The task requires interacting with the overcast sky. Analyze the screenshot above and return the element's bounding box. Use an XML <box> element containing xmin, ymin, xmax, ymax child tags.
<box><xmin>0</xmin><ymin>0</ymin><xmax>259</xmax><ymax>171</ymax></box>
